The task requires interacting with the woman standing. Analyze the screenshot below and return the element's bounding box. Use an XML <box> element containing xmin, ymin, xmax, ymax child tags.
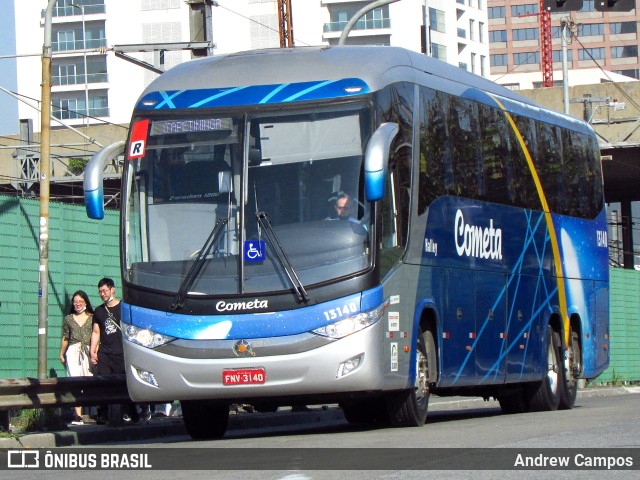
<box><xmin>59</xmin><ymin>290</ymin><xmax>95</xmax><ymax>425</ymax></box>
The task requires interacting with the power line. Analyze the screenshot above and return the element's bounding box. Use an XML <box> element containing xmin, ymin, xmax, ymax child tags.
<box><xmin>214</xmin><ymin>2</ymin><xmax>310</xmax><ymax>47</ymax></box>
<box><xmin>0</xmin><ymin>87</ymin><xmax>129</xmax><ymax>131</ymax></box>
<box><xmin>572</xmin><ymin>34</ymin><xmax>640</xmax><ymax>113</ymax></box>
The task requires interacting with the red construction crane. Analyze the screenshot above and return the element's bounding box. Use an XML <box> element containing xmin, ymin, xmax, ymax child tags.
<box><xmin>539</xmin><ymin>0</ymin><xmax>554</xmax><ymax>87</ymax></box>
<box><xmin>278</xmin><ymin>0</ymin><xmax>294</xmax><ymax>48</ymax></box>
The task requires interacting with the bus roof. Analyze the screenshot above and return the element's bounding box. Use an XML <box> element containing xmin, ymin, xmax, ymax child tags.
<box><xmin>137</xmin><ymin>46</ymin><xmax>592</xmax><ymax>135</ymax></box>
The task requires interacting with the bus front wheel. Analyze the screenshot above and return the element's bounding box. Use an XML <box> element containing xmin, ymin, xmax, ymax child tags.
<box><xmin>385</xmin><ymin>327</ymin><xmax>432</xmax><ymax>427</ymax></box>
<box><xmin>181</xmin><ymin>400</ymin><xmax>229</xmax><ymax>440</ymax></box>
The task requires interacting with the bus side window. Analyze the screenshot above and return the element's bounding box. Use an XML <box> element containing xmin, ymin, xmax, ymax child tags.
<box><xmin>478</xmin><ymin>104</ymin><xmax>509</xmax><ymax>205</ymax></box>
<box><xmin>418</xmin><ymin>86</ymin><xmax>446</xmax><ymax>214</ymax></box>
<box><xmin>536</xmin><ymin>122</ymin><xmax>565</xmax><ymax>214</ymax></box>
<box><xmin>376</xmin><ymin>82</ymin><xmax>413</xmax><ymax>276</ymax></box>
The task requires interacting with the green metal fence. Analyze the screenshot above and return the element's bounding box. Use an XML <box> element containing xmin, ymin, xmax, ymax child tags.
<box><xmin>1</xmin><ymin>195</ymin><xmax>638</xmax><ymax>384</ymax></box>
<box><xmin>0</xmin><ymin>195</ymin><xmax>119</xmax><ymax>378</ymax></box>
<box><xmin>596</xmin><ymin>268</ymin><xmax>640</xmax><ymax>384</ymax></box>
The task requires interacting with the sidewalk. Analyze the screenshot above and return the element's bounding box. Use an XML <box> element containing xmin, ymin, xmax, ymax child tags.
<box><xmin>1</xmin><ymin>386</ymin><xmax>637</xmax><ymax>448</ymax></box>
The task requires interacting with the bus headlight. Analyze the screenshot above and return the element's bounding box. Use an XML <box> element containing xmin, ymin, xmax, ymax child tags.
<box><xmin>312</xmin><ymin>303</ymin><xmax>385</xmax><ymax>339</ymax></box>
<box><xmin>121</xmin><ymin>320</ymin><xmax>175</xmax><ymax>348</ymax></box>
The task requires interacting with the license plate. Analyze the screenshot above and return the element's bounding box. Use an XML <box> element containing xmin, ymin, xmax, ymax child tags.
<box><xmin>222</xmin><ymin>368</ymin><xmax>266</xmax><ymax>386</ymax></box>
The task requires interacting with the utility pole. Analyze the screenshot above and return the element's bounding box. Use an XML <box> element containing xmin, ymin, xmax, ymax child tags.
<box><xmin>561</xmin><ymin>18</ymin><xmax>571</xmax><ymax>114</ymax></box>
<box><xmin>278</xmin><ymin>0</ymin><xmax>294</xmax><ymax>48</ymax></box>
<box><xmin>39</xmin><ymin>0</ymin><xmax>57</xmax><ymax>380</ymax></box>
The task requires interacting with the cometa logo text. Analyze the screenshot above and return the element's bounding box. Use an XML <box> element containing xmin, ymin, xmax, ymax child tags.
<box><xmin>454</xmin><ymin>209</ymin><xmax>503</xmax><ymax>260</ymax></box>
<box><xmin>216</xmin><ymin>299</ymin><xmax>269</xmax><ymax>312</ymax></box>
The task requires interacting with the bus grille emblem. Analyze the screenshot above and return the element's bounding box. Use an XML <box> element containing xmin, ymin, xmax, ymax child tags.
<box><xmin>233</xmin><ymin>340</ymin><xmax>256</xmax><ymax>357</ymax></box>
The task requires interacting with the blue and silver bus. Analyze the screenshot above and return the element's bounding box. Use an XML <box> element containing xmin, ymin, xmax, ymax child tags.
<box><xmin>85</xmin><ymin>46</ymin><xmax>609</xmax><ymax>439</ymax></box>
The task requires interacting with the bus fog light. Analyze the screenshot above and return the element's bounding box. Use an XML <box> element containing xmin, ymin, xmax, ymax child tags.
<box><xmin>133</xmin><ymin>366</ymin><xmax>159</xmax><ymax>387</ymax></box>
<box><xmin>337</xmin><ymin>354</ymin><xmax>364</xmax><ymax>378</ymax></box>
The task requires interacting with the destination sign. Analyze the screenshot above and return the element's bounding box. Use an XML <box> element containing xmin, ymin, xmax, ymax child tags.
<box><xmin>150</xmin><ymin>118</ymin><xmax>233</xmax><ymax>136</ymax></box>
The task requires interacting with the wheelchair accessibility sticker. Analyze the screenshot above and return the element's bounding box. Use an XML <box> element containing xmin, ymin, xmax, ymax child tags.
<box><xmin>244</xmin><ymin>240</ymin><xmax>266</xmax><ymax>263</ymax></box>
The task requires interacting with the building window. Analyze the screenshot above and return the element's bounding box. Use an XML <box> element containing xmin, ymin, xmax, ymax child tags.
<box><xmin>480</xmin><ymin>55</ymin><xmax>486</xmax><ymax>76</ymax></box>
<box><xmin>52</xmin><ymin>56</ymin><xmax>108</xmax><ymax>86</ymax></box>
<box><xmin>610</xmin><ymin>22</ymin><xmax>637</xmax><ymax>34</ymax></box>
<box><xmin>613</xmin><ymin>69</ymin><xmax>639</xmax><ymax>79</ymax></box>
<box><xmin>471</xmin><ymin>52</ymin><xmax>476</xmax><ymax>73</ymax></box>
<box><xmin>513</xmin><ymin>28</ymin><xmax>539</xmax><ymax>41</ymax></box>
<box><xmin>580</xmin><ymin>0</ymin><xmax>596</xmax><ymax>12</ymax></box>
<box><xmin>490</xmin><ymin>30</ymin><xmax>507</xmax><ymax>42</ymax></box>
<box><xmin>429</xmin><ymin>8</ymin><xmax>446</xmax><ymax>34</ymax></box>
<box><xmin>141</xmin><ymin>0</ymin><xmax>179</xmax><ymax>9</ymax></box>
<box><xmin>579</xmin><ymin>47</ymin><xmax>605</xmax><ymax>60</ymax></box>
<box><xmin>432</xmin><ymin>43</ymin><xmax>447</xmax><ymax>61</ymax></box>
<box><xmin>53</xmin><ymin>26</ymin><xmax>107</xmax><ymax>51</ymax></box>
<box><xmin>513</xmin><ymin>51</ymin><xmax>540</xmax><ymax>65</ymax></box>
<box><xmin>325</xmin><ymin>5</ymin><xmax>390</xmax><ymax>33</ymax></box>
<box><xmin>488</xmin><ymin>6</ymin><xmax>505</xmax><ymax>19</ymax></box>
<box><xmin>490</xmin><ymin>53</ymin><xmax>508</xmax><ymax>66</ymax></box>
<box><xmin>511</xmin><ymin>4</ymin><xmax>538</xmax><ymax>17</ymax></box>
<box><xmin>470</xmin><ymin>19</ymin><xmax>475</xmax><ymax>41</ymax></box>
<box><xmin>611</xmin><ymin>45</ymin><xmax>638</xmax><ymax>58</ymax></box>
<box><xmin>552</xmin><ymin>50</ymin><xmax>574</xmax><ymax>62</ymax></box>
<box><xmin>52</xmin><ymin>0</ymin><xmax>106</xmax><ymax>16</ymax></box>
<box><xmin>479</xmin><ymin>21</ymin><xmax>485</xmax><ymax>43</ymax></box>
<box><xmin>52</xmin><ymin>93</ymin><xmax>109</xmax><ymax>120</ymax></box>
<box><xmin>577</xmin><ymin>23</ymin><xmax>604</xmax><ymax>37</ymax></box>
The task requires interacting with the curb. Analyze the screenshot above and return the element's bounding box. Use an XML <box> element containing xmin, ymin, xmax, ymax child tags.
<box><xmin>0</xmin><ymin>409</ymin><xmax>344</xmax><ymax>449</ymax></box>
<box><xmin>1</xmin><ymin>386</ymin><xmax>636</xmax><ymax>448</ymax></box>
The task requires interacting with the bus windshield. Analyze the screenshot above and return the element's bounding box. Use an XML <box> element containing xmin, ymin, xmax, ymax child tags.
<box><xmin>123</xmin><ymin>106</ymin><xmax>373</xmax><ymax>297</ymax></box>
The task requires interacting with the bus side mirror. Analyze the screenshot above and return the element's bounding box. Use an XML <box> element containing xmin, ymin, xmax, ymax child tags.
<box><xmin>84</xmin><ymin>141</ymin><xmax>125</xmax><ymax>219</ymax></box>
<box><xmin>364</xmin><ymin>122</ymin><xmax>399</xmax><ymax>202</ymax></box>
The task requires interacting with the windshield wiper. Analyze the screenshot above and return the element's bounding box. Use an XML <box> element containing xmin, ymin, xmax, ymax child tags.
<box><xmin>170</xmin><ymin>218</ymin><xmax>228</xmax><ymax>310</ymax></box>
<box><xmin>255</xmin><ymin>211</ymin><xmax>309</xmax><ymax>303</ymax></box>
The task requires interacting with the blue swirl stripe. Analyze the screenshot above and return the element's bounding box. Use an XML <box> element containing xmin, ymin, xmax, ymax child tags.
<box><xmin>136</xmin><ymin>78</ymin><xmax>370</xmax><ymax>110</ymax></box>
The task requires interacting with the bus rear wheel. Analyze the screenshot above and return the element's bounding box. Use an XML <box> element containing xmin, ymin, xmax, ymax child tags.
<box><xmin>181</xmin><ymin>400</ymin><xmax>229</xmax><ymax>440</ymax></box>
<box><xmin>559</xmin><ymin>329</ymin><xmax>581</xmax><ymax>409</ymax></box>
<box><xmin>527</xmin><ymin>329</ymin><xmax>562</xmax><ymax>412</ymax></box>
<box><xmin>385</xmin><ymin>327</ymin><xmax>432</xmax><ymax>427</ymax></box>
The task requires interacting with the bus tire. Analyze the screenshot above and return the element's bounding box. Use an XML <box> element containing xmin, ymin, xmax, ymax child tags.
<box><xmin>341</xmin><ymin>398</ymin><xmax>388</xmax><ymax>425</ymax></box>
<box><xmin>385</xmin><ymin>327</ymin><xmax>431</xmax><ymax>427</ymax></box>
<box><xmin>498</xmin><ymin>388</ymin><xmax>528</xmax><ymax>414</ymax></box>
<box><xmin>181</xmin><ymin>400</ymin><xmax>229</xmax><ymax>440</ymax></box>
<box><xmin>527</xmin><ymin>329</ymin><xmax>562</xmax><ymax>412</ymax></box>
<box><xmin>559</xmin><ymin>329</ymin><xmax>580</xmax><ymax>409</ymax></box>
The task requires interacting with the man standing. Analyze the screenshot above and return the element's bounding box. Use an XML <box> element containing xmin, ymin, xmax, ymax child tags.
<box><xmin>90</xmin><ymin>277</ymin><xmax>139</xmax><ymax>424</ymax></box>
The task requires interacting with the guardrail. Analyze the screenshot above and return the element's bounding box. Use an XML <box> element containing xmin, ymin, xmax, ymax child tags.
<box><xmin>0</xmin><ymin>375</ymin><xmax>130</xmax><ymax>430</ymax></box>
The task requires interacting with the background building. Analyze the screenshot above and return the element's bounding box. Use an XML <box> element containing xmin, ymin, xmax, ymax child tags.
<box><xmin>0</xmin><ymin>0</ymin><xmax>488</xmax><ymax>196</ymax></box>
<box><xmin>7</xmin><ymin>0</ymin><xmax>489</xmax><ymax>136</ymax></box>
<box><xmin>488</xmin><ymin>0</ymin><xmax>640</xmax><ymax>89</ymax></box>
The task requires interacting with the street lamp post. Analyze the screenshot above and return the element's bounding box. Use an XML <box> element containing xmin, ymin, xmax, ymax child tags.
<box><xmin>71</xmin><ymin>3</ymin><xmax>89</xmax><ymax>127</ymax></box>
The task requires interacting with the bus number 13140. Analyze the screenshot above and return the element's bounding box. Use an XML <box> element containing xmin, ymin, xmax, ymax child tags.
<box><xmin>323</xmin><ymin>303</ymin><xmax>358</xmax><ymax>321</ymax></box>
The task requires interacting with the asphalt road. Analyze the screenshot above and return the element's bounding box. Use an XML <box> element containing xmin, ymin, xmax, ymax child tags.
<box><xmin>2</xmin><ymin>386</ymin><xmax>638</xmax><ymax>479</ymax></box>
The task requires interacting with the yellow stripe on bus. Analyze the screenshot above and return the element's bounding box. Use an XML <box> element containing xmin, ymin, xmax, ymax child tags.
<box><xmin>489</xmin><ymin>95</ymin><xmax>570</xmax><ymax>346</ymax></box>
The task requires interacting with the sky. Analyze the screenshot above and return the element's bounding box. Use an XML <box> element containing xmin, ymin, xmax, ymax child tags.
<box><xmin>0</xmin><ymin>0</ymin><xmax>19</xmax><ymax>136</ymax></box>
